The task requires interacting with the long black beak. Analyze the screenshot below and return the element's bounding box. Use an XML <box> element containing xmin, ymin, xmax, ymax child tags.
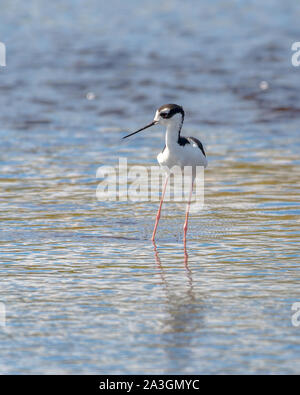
<box><xmin>122</xmin><ymin>121</ymin><xmax>157</xmax><ymax>139</ymax></box>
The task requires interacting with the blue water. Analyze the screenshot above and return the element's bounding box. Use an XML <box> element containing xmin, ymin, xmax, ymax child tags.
<box><xmin>0</xmin><ymin>0</ymin><xmax>300</xmax><ymax>374</ymax></box>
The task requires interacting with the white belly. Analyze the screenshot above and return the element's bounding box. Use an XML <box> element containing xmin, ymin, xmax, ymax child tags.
<box><xmin>157</xmin><ymin>143</ymin><xmax>207</xmax><ymax>169</ymax></box>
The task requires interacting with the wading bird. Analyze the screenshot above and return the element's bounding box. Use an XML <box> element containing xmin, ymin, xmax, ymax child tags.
<box><xmin>123</xmin><ymin>104</ymin><xmax>207</xmax><ymax>245</ymax></box>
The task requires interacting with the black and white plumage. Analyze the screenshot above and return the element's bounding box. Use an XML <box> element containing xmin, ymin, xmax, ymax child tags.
<box><xmin>123</xmin><ymin>103</ymin><xmax>207</xmax><ymax>244</ymax></box>
<box><xmin>123</xmin><ymin>103</ymin><xmax>207</xmax><ymax>170</ymax></box>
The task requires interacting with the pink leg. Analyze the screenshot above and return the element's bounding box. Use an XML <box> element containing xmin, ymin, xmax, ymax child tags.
<box><xmin>152</xmin><ymin>176</ymin><xmax>168</xmax><ymax>242</ymax></box>
<box><xmin>183</xmin><ymin>179</ymin><xmax>194</xmax><ymax>247</ymax></box>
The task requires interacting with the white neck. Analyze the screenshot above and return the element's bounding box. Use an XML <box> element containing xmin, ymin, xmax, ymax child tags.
<box><xmin>165</xmin><ymin>117</ymin><xmax>183</xmax><ymax>148</ymax></box>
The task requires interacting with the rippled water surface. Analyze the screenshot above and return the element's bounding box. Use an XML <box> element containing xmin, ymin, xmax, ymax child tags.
<box><xmin>0</xmin><ymin>0</ymin><xmax>300</xmax><ymax>374</ymax></box>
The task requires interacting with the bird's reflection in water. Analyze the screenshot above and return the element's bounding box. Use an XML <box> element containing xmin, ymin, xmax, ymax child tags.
<box><xmin>152</xmin><ymin>242</ymin><xmax>205</xmax><ymax>371</ymax></box>
<box><xmin>153</xmin><ymin>241</ymin><xmax>193</xmax><ymax>293</ymax></box>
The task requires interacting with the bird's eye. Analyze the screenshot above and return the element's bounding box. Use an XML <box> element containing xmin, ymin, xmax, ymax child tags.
<box><xmin>160</xmin><ymin>112</ymin><xmax>168</xmax><ymax>118</ymax></box>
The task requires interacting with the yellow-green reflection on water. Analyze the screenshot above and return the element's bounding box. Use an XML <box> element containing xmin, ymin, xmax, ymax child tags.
<box><xmin>1</xmin><ymin>131</ymin><xmax>299</xmax><ymax>374</ymax></box>
<box><xmin>1</xmin><ymin>0</ymin><xmax>300</xmax><ymax>375</ymax></box>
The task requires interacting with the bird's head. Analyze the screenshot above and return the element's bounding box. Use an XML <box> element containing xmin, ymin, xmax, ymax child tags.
<box><xmin>123</xmin><ymin>103</ymin><xmax>185</xmax><ymax>139</ymax></box>
<box><xmin>154</xmin><ymin>104</ymin><xmax>185</xmax><ymax>126</ymax></box>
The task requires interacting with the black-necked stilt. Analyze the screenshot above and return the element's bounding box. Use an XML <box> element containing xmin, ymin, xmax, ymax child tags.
<box><xmin>123</xmin><ymin>104</ymin><xmax>207</xmax><ymax>245</ymax></box>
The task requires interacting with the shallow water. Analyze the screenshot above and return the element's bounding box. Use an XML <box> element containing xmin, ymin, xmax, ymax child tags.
<box><xmin>0</xmin><ymin>0</ymin><xmax>300</xmax><ymax>374</ymax></box>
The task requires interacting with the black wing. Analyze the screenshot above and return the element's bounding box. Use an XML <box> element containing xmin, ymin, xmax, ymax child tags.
<box><xmin>178</xmin><ymin>136</ymin><xmax>206</xmax><ymax>157</ymax></box>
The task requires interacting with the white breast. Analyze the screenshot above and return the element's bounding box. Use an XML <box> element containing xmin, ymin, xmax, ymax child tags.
<box><xmin>157</xmin><ymin>143</ymin><xmax>207</xmax><ymax>169</ymax></box>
